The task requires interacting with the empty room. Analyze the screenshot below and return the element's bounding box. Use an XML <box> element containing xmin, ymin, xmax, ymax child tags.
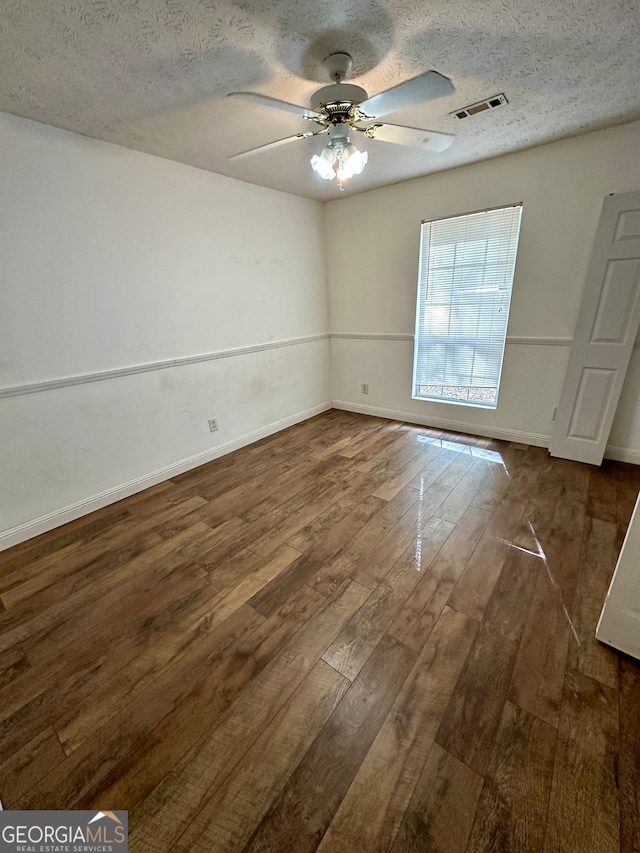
<box><xmin>2</xmin><ymin>1</ymin><xmax>640</xmax><ymax>851</ymax></box>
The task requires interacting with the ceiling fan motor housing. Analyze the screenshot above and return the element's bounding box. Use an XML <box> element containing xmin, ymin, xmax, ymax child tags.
<box><xmin>310</xmin><ymin>83</ymin><xmax>369</xmax><ymax>117</ymax></box>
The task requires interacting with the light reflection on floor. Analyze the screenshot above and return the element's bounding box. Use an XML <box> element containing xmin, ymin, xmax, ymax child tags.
<box><xmin>407</xmin><ymin>429</ymin><xmax>580</xmax><ymax>643</ymax></box>
<box><xmin>499</xmin><ymin>521</ymin><xmax>580</xmax><ymax>644</ymax></box>
<box><xmin>408</xmin><ymin>432</ymin><xmax>515</xmax><ymax>571</ymax></box>
<box><xmin>413</xmin><ymin>479</ymin><xmax>425</xmax><ymax>570</ymax></box>
<box><xmin>417</xmin><ymin>434</ymin><xmax>509</xmax><ymax>466</ymax></box>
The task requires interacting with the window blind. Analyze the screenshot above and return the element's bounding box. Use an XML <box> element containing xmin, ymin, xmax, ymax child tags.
<box><xmin>412</xmin><ymin>203</ymin><xmax>523</xmax><ymax>408</ymax></box>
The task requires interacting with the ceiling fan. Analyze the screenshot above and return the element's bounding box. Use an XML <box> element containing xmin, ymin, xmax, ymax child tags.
<box><xmin>227</xmin><ymin>52</ymin><xmax>455</xmax><ymax>186</ymax></box>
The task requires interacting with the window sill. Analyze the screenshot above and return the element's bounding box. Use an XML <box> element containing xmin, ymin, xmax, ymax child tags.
<box><xmin>411</xmin><ymin>394</ymin><xmax>498</xmax><ymax>410</ymax></box>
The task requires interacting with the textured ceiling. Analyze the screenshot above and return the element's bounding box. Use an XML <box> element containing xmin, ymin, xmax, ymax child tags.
<box><xmin>2</xmin><ymin>0</ymin><xmax>640</xmax><ymax>200</ymax></box>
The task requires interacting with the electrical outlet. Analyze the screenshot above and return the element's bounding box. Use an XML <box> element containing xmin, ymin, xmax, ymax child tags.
<box><xmin>361</xmin><ymin>383</ymin><xmax>369</xmax><ymax>395</ymax></box>
<box><xmin>208</xmin><ymin>417</ymin><xmax>218</xmax><ymax>432</ymax></box>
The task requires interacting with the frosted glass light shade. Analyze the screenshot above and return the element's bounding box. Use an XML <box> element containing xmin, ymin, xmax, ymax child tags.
<box><xmin>310</xmin><ymin>146</ymin><xmax>336</xmax><ymax>180</ymax></box>
<box><xmin>337</xmin><ymin>149</ymin><xmax>368</xmax><ymax>180</ymax></box>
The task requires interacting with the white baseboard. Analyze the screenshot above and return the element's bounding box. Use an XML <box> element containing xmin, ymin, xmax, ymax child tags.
<box><xmin>333</xmin><ymin>399</ymin><xmax>640</xmax><ymax>464</ymax></box>
<box><xmin>332</xmin><ymin>399</ymin><xmax>551</xmax><ymax>447</ymax></box>
<box><xmin>4</xmin><ymin>398</ymin><xmax>639</xmax><ymax>552</ymax></box>
<box><xmin>602</xmin><ymin>445</ymin><xmax>640</xmax><ymax>464</ymax></box>
<box><xmin>0</xmin><ymin>401</ymin><xmax>332</xmax><ymax>552</ymax></box>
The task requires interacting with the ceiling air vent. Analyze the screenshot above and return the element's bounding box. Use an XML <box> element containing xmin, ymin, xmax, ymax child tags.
<box><xmin>451</xmin><ymin>93</ymin><xmax>508</xmax><ymax>119</ymax></box>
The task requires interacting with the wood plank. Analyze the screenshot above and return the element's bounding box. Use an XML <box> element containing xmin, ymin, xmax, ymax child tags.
<box><xmin>323</xmin><ymin>517</ymin><xmax>454</xmax><ymax>680</ymax></box>
<box><xmin>0</xmin><ymin>495</ymin><xmax>206</xmax><ymax>603</ymax></box>
<box><xmin>543</xmin><ymin>668</ymin><xmax>619</xmax><ymax>853</ymax></box>
<box><xmin>500</xmin><ymin>445</ymin><xmax>547</xmax><ymax>503</ymax></box>
<box><xmin>243</xmin><ymin>467</ymin><xmax>365</xmax><ymax>559</ymax></box>
<box><xmin>508</xmin><ymin>529</ymin><xmax>582</xmax><ymax>728</ymax></box>
<box><xmin>317</xmin><ymin>607</ymin><xmax>478</xmax><ymax>853</ymax></box>
<box><xmin>517</xmin><ymin>456</ymin><xmax>566</xmax><ymax>532</ymax></box>
<box><xmin>24</xmin><ymin>559</ymin><xmax>212</xmax><ymax>666</ymax></box>
<box><xmin>2</xmin><ymin>562</ymin><xmax>208</xmax><ymax>715</ymax></box>
<box><xmin>546</xmin><ymin>460</ymin><xmax>590</xmax><ymax>536</ymax></box>
<box><xmin>352</xmin><ymin>428</ymin><xmax>428</xmax><ymax>475</ymax></box>
<box><xmin>0</xmin><ymin>529</ymin><xmax>165</xmax><ymax>623</ymax></box>
<box><xmin>441</xmin><ymin>432</ymin><xmax>491</xmax><ymax>449</ymax></box>
<box><xmin>14</xmin><ymin>602</ymin><xmax>265</xmax><ymax>809</ymax></box>
<box><xmin>55</xmin><ymin>545</ymin><xmax>301</xmax><ymax>752</ymax></box>
<box><xmin>237</xmin><ymin>456</ymin><xmax>351</xmax><ymax>525</ymax></box>
<box><xmin>338</xmin><ymin>421</ymin><xmax>406</xmax><ymax>460</ymax></box>
<box><xmin>470</xmin><ymin>460</ymin><xmax>513</xmax><ymax>511</ymax></box>
<box><xmin>350</xmin><ymin>482</ymin><xmax>452</xmax><ymax>590</ymax></box>
<box><xmin>586</xmin><ymin>462</ymin><xmax>619</xmax><ymax>523</ymax></box>
<box><xmin>0</xmin><ymin>645</ymin><xmax>30</xmax><ymax>689</ymax></box>
<box><xmin>0</xmin><ymin>411</ymin><xmax>636</xmax><ymax>851</ymax></box>
<box><xmin>199</xmin><ymin>455</ymin><xmax>354</xmax><ymax>560</ymax></box>
<box><xmin>168</xmin><ymin>661</ymin><xmax>349</xmax><ymax>853</ymax></box>
<box><xmin>0</xmin><ymin>561</ymin><xmax>210</xmax><ymax>759</ymax></box>
<box><xmin>434</xmin><ymin>458</ymin><xmax>492</xmax><ymax>524</ymax></box>
<box><xmin>404</xmin><ymin>446</ymin><xmax>458</xmax><ymax>493</ymax></box>
<box><xmin>287</xmin><ymin>479</ymin><xmax>384</xmax><ymax>554</ymax></box>
<box><xmin>619</xmin><ymin>653</ymin><xmax>640</xmax><ymax>853</ymax></box>
<box><xmin>0</xmin><ymin>522</ymin><xmax>225</xmax><ymax>655</ymax></box>
<box><xmin>241</xmin><ymin>634</ymin><xmax>417</xmax><ymax>853</ymax></box>
<box><xmin>470</xmin><ymin>444</ymin><xmax>536</xmax><ymax>512</ymax></box>
<box><xmin>27</xmin><ymin>547</ymin><xmax>256</xmax><ymax>670</ymax></box>
<box><xmin>0</xmin><ymin>482</ymin><xmax>175</xmax><ymax>575</ymax></box>
<box><xmin>0</xmin><ymin>726</ymin><xmax>66</xmax><ymax>807</ymax></box>
<box><xmin>127</xmin><ymin>581</ymin><xmax>371</xmax><ymax>852</ymax></box>
<box><xmin>310</xmin><ymin>486</ymin><xmax>419</xmax><ymax>598</ymax></box>
<box><xmin>387</xmin><ymin>505</ymin><xmax>492</xmax><ymax>652</ymax></box>
<box><xmin>170</xmin><ymin>415</ymin><xmax>338</xmax><ymax>494</ymax></box>
<box><xmin>83</xmin><ymin>584</ymin><xmax>327</xmax><ymax>811</ymax></box>
<box><xmin>312</xmin><ymin>416</ymin><xmax>391</xmax><ymax>461</ymax></box>
<box><xmin>152</xmin><ymin>505</ymin><xmax>248</xmax><ymax>543</ymax></box>
<box><xmin>446</xmin><ymin>497</ymin><xmax>527</xmax><ymax>622</ymax></box>
<box><xmin>247</xmin><ymin>496</ymin><xmax>383</xmax><ymax>618</ymax></box>
<box><xmin>435</xmin><ymin>545</ymin><xmax>538</xmax><ymax>775</ymax></box>
<box><xmin>465</xmin><ymin>700</ymin><xmax>557</xmax><ymax>853</ymax></box>
<box><xmin>567</xmin><ymin>516</ymin><xmax>619</xmax><ymax>689</ymax></box>
<box><xmin>614</xmin><ymin>461</ymin><xmax>640</xmax><ymax>526</ymax></box>
<box><xmin>172</xmin><ymin>429</ymin><xmax>349</xmax><ymax>509</ymax></box>
<box><xmin>390</xmin><ymin>743</ymin><xmax>483</xmax><ymax>853</ymax></box>
<box><xmin>371</xmin><ymin>443</ymin><xmax>443</xmax><ymax>502</ymax></box>
<box><xmin>433</xmin><ymin>450</ymin><xmax>476</xmax><ymax>487</ymax></box>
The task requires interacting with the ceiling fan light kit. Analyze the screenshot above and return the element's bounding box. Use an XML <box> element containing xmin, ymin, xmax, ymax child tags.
<box><xmin>311</xmin><ymin>122</ymin><xmax>368</xmax><ymax>186</ymax></box>
<box><xmin>228</xmin><ymin>51</ymin><xmax>456</xmax><ymax>189</ymax></box>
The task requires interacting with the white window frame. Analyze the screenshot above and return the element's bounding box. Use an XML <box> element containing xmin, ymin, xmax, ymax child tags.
<box><xmin>412</xmin><ymin>203</ymin><xmax>523</xmax><ymax>409</ymax></box>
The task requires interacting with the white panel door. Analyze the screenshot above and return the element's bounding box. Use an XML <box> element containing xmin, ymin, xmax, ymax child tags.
<box><xmin>549</xmin><ymin>191</ymin><xmax>640</xmax><ymax>465</ymax></box>
<box><xmin>597</xmin><ymin>492</ymin><xmax>640</xmax><ymax>659</ymax></box>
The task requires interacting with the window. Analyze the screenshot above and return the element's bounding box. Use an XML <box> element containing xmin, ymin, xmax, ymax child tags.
<box><xmin>412</xmin><ymin>203</ymin><xmax>523</xmax><ymax>408</ymax></box>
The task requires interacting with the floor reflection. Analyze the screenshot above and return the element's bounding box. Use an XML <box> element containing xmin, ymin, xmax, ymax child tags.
<box><xmin>499</xmin><ymin>520</ymin><xmax>579</xmax><ymax>643</ymax></box>
<box><xmin>417</xmin><ymin>435</ymin><xmax>508</xmax><ymax>466</ymax></box>
<box><xmin>413</xmin><ymin>480</ymin><xmax>425</xmax><ymax>569</ymax></box>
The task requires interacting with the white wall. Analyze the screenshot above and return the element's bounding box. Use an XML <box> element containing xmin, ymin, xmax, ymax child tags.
<box><xmin>0</xmin><ymin>113</ymin><xmax>330</xmax><ymax>547</ymax></box>
<box><xmin>325</xmin><ymin>119</ymin><xmax>640</xmax><ymax>460</ymax></box>
<box><xmin>5</xmin><ymin>113</ymin><xmax>640</xmax><ymax>549</ymax></box>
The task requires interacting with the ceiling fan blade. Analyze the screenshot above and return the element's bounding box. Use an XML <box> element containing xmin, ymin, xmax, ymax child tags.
<box><xmin>358</xmin><ymin>71</ymin><xmax>454</xmax><ymax>119</ymax></box>
<box><xmin>227</xmin><ymin>91</ymin><xmax>320</xmax><ymax>119</ymax></box>
<box><xmin>229</xmin><ymin>129</ymin><xmax>328</xmax><ymax>160</ymax></box>
<box><xmin>366</xmin><ymin>122</ymin><xmax>455</xmax><ymax>152</ymax></box>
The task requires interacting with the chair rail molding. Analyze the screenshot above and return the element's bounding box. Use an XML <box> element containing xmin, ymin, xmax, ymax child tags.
<box><xmin>330</xmin><ymin>332</ymin><xmax>575</xmax><ymax>346</ymax></box>
<box><xmin>0</xmin><ymin>333</ymin><xmax>330</xmax><ymax>400</ymax></box>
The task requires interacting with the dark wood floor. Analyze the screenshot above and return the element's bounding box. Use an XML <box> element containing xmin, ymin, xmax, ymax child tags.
<box><xmin>1</xmin><ymin>409</ymin><xmax>640</xmax><ymax>852</ymax></box>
